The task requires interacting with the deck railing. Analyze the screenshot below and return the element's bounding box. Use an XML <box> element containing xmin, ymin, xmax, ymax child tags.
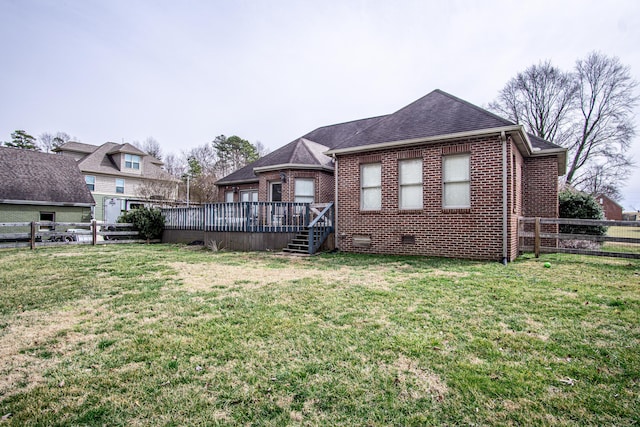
<box><xmin>163</xmin><ymin>202</ymin><xmax>312</xmax><ymax>233</ymax></box>
<box><xmin>307</xmin><ymin>203</ymin><xmax>334</xmax><ymax>254</ymax></box>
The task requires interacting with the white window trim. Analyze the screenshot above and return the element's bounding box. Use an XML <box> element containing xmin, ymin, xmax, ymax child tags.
<box><xmin>125</xmin><ymin>154</ymin><xmax>141</xmax><ymax>170</ymax></box>
<box><xmin>399</xmin><ymin>158</ymin><xmax>423</xmax><ymax>210</ymax></box>
<box><xmin>442</xmin><ymin>154</ymin><xmax>471</xmax><ymax>209</ymax></box>
<box><xmin>116</xmin><ymin>178</ymin><xmax>125</xmax><ymax>194</ymax></box>
<box><xmin>294</xmin><ymin>178</ymin><xmax>315</xmax><ymax>204</ymax></box>
<box><xmin>360</xmin><ymin>163</ymin><xmax>382</xmax><ymax>211</ymax></box>
<box><xmin>85</xmin><ymin>175</ymin><xmax>95</xmax><ymax>191</ymax></box>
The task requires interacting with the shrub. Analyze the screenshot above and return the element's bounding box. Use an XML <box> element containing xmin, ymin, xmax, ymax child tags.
<box><xmin>558</xmin><ymin>190</ymin><xmax>607</xmax><ymax>235</ymax></box>
<box><xmin>118</xmin><ymin>207</ymin><xmax>165</xmax><ymax>241</ymax></box>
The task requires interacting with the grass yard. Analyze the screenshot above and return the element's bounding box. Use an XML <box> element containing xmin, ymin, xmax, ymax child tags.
<box><xmin>0</xmin><ymin>245</ymin><xmax>638</xmax><ymax>426</ymax></box>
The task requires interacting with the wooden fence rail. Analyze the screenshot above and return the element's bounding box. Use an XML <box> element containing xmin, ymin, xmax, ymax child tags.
<box><xmin>519</xmin><ymin>217</ymin><xmax>640</xmax><ymax>259</ymax></box>
<box><xmin>0</xmin><ymin>221</ymin><xmax>153</xmax><ymax>250</ymax></box>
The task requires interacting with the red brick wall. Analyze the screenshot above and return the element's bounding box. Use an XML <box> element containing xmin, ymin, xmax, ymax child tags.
<box><xmin>507</xmin><ymin>141</ymin><xmax>525</xmax><ymax>261</ymax></box>
<box><xmin>256</xmin><ymin>169</ymin><xmax>333</xmax><ymax>203</ymax></box>
<box><xmin>216</xmin><ymin>182</ymin><xmax>259</xmax><ymax>202</ymax></box>
<box><xmin>597</xmin><ymin>196</ymin><xmax>623</xmax><ymax>220</ymax></box>
<box><xmin>523</xmin><ymin>156</ymin><xmax>560</xmax><ymax>250</ymax></box>
<box><xmin>523</xmin><ymin>157</ymin><xmax>559</xmax><ymax>218</ymax></box>
<box><xmin>336</xmin><ymin>136</ymin><xmax>510</xmax><ymax>261</ymax></box>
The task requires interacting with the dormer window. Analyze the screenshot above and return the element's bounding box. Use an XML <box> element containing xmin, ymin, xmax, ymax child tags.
<box><xmin>125</xmin><ymin>154</ymin><xmax>141</xmax><ymax>170</ymax></box>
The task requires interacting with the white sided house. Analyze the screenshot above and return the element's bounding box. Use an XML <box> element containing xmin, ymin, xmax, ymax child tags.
<box><xmin>54</xmin><ymin>142</ymin><xmax>180</xmax><ymax>222</ymax></box>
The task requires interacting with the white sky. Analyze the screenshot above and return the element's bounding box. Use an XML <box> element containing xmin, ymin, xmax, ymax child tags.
<box><xmin>1</xmin><ymin>0</ymin><xmax>639</xmax><ymax>210</ymax></box>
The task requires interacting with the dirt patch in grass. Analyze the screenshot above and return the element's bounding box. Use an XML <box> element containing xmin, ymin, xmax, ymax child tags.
<box><xmin>169</xmin><ymin>261</ymin><xmax>464</xmax><ymax>294</ymax></box>
<box><xmin>381</xmin><ymin>354</ymin><xmax>448</xmax><ymax>402</ymax></box>
<box><xmin>0</xmin><ymin>301</ymin><xmax>103</xmax><ymax>400</ymax></box>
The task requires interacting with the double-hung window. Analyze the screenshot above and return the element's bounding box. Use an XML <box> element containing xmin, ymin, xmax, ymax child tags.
<box><xmin>399</xmin><ymin>158</ymin><xmax>423</xmax><ymax>210</ymax></box>
<box><xmin>115</xmin><ymin>178</ymin><xmax>125</xmax><ymax>194</ymax></box>
<box><xmin>443</xmin><ymin>154</ymin><xmax>470</xmax><ymax>208</ymax></box>
<box><xmin>294</xmin><ymin>179</ymin><xmax>315</xmax><ymax>204</ymax></box>
<box><xmin>85</xmin><ymin>175</ymin><xmax>95</xmax><ymax>191</ymax></box>
<box><xmin>125</xmin><ymin>154</ymin><xmax>141</xmax><ymax>170</ymax></box>
<box><xmin>361</xmin><ymin>163</ymin><xmax>381</xmax><ymax>211</ymax></box>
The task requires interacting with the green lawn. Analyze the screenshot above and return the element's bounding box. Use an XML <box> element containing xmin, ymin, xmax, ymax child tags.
<box><xmin>0</xmin><ymin>245</ymin><xmax>638</xmax><ymax>426</ymax></box>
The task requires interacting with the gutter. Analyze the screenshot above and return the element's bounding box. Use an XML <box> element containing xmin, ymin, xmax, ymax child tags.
<box><xmin>501</xmin><ymin>131</ymin><xmax>508</xmax><ymax>265</ymax></box>
<box><xmin>325</xmin><ymin>125</ymin><xmax>527</xmax><ymax>156</ymax></box>
<box><xmin>253</xmin><ymin>163</ymin><xmax>334</xmax><ymax>173</ymax></box>
<box><xmin>0</xmin><ymin>199</ymin><xmax>95</xmax><ymax>207</ymax></box>
<box><xmin>333</xmin><ymin>154</ymin><xmax>339</xmax><ymax>250</ymax></box>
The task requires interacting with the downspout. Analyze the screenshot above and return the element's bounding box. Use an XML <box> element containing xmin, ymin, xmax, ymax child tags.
<box><xmin>501</xmin><ymin>131</ymin><xmax>508</xmax><ymax>265</ymax></box>
<box><xmin>333</xmin><ymin>154</ymin><xmax>339</xmax><ymax>251</ymax></box>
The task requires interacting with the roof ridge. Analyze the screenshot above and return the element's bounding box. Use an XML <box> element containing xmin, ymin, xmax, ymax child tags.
<box><xmin>432</xmin><ymin>89</ymin><xmax>515</xmax><ymax>126</ymax></box>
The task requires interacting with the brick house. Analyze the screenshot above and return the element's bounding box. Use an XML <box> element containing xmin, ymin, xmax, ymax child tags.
<box><xmin>216</xmin><ymin>89</ymin><xmax>566</xmax><ymax>261</ymax></box>
<box><xmin>595</xmin><ymin>194</ymin><xmax>623</xmax><ymax>221</ymax></box>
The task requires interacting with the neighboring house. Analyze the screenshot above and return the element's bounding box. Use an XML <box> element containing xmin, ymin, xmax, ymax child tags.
<box><xmin>216</xmin><ymin>89</ymin><xmax>567</xmax><ymax>261</ymax></box>
<box><xmin>622</xmin><ymin>211</ymin><xmax>640</xmax><ymax>221</ymax></box>
<box><xmin>54</xmin><ymin>142</ymin><xmax>180</xmax><ymax>222</ymax></box>
<box><xmin>0</xmin><ymin>146</ymin><xmax>95</xmax><ymax>227</ymax></box>
<box><xmin>595</xmin><ymin>194</ymin><xmax>623</xmax><ymax>220</ymax></box>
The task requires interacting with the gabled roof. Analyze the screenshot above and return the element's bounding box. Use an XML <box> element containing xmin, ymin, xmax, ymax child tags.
<box><xmin>53</xmin><ymin>141</ymin><xmax>96</xmax><ymax>154</ymax></box>
<box><xmin>107</xmin><ymin>143</ymin><xmax>147</xmax><ymax>156</ymax></box>
<box><xmin>55</xmin><ymin>141</ymin><xmax>177</xmax><ymax>182</ymax></box>
<box><xmin>0</xmin><ymin>147</ymin><xmax>95</xmax><ymax>206</ymax></box>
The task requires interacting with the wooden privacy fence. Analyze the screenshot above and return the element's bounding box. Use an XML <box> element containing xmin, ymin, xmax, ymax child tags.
<box><xmin>519</xmin><ymin>217</ymin><xmax>640</xmax><ymax>259</ymax></box>
<box><xmin>0</xmin><ymin>221</ymin><xmax>152</xmax><ymax>250</ymax></box>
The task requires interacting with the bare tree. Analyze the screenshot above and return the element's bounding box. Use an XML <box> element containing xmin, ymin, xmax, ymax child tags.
<box><xmin>488</xmin><ymin>61</ymin><xmax>577</xmax><ymax>146</ymax></box>
<box><xmin>489</xmin><ymin>52</ymin><xmax>638</xmax><ymax>195</ymax></box>
<box><xmin>566</xmin><ymin>52</ymin><xmax>638</xmax><ymax>185</ymax></box>
<box><xmin>133</xmin><ymin>137</ymin><xmax>163</xmax><ymax>160</ymax></box>
<box><xmin>39</xmin><ymin>131</ymin><xmax>72</xmax><ymax>152</ymax></box>
<box><xmin>162</xmin><ymin>153</ymin><xmax>185</xmax><ymax>178</ymax></box>
<box><xmin>135</xmin><ymin>179</ymin><xmax>178</xmax><ymax>201</ymax></box>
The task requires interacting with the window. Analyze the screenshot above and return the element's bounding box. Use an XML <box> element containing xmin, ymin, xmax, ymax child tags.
<box><xmin>240</xmin><ymin>190</ymin><xmax>258</xmax><ymax>202</ymax></box>
<box><xmin>116</xmin><ymin>178</ymin><xmax>125</xmax><ymax>194</ymax></box>
<box><xmin>85</xmin><ymin>175</ymin><xmax>95</xmax><ymax>191</ymax></box>
<box><xmin>399</xmin><ymin>158</ymin><xmax>422</xmax><ymax>209</ymax></box>
<box><xmin>361</xmin><ymin>163</ymin><xmax>381</xmax><ymax>210</ymax></box>
<box><xmin>294</xmin><ymin>179</ymin><xmax>315</xmax><ymax>204</ymax></box>
<box><xmin>225</xmin><ymin>191</ymin><xmax>234</xmax><ymax>203</ymax></box>
<box><xmin>39</xmin><ymin>212</ymin><xmax>55</xmax><ymax>231</ymax></box>
<box><xmin>125</xmin><ymin>154</ymin><xmax>141</xmax><ymax>170</ymax></box>
<box><xmin>270</xmin><ymin>182</ymin><xmax>282</xmax><ymax>202</ymax></box>
<box><xmin>443</xmin><ymin>154</ymin><xmax>470</xmax><ymax>208</ymax></box>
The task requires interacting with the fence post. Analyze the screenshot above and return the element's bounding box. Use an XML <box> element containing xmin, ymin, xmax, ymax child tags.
<box><xmin>30</xmin><ymin>221</ymin><xmax>36</xmax><ymax>250</ymax></box>
<box><xmin>534</xmin><ymin>217</ymin><xmax>541</xmax><ymax>258</ymax></box>
<box><xmin>92</xmin><ymin>220</ymin><xmax>97</xmax><ymax>245</ymax></box>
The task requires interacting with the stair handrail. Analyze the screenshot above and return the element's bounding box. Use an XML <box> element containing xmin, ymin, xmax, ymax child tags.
<box><xmin>307</xmin><ymin>202</ymin><xmax>334</xmax><ymax>254</ymax></box>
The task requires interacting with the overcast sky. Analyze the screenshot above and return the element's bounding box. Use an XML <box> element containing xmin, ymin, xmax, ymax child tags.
<box><xmin>1</xmin><ymin>0</ymin><xmax>639</xmax><ymax>209</ymax></box>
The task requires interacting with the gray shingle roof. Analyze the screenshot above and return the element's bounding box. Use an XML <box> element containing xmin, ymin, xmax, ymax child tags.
<box><xmin>70</xmin><ymin>142</ymin><xmax>177</xmax><ymax>181</ymax></box>
<box><xmin>217</xmin><ymin>89</ymin><xmax>562</xmax><ymax>184</ymax></box>
<box><xmin>217</xmin><ymin>117</ymin><xmax>384</xmax><ymax>184</ymax></box>
<box><xmin>330</xmin><ymin>89</ymin><xmax>515</xmax><ymax>150</ymax></box>
<box><xmin>0</xmin><ymin>147</ymin><xmax>95</xmax><ymax>205</ymax></box>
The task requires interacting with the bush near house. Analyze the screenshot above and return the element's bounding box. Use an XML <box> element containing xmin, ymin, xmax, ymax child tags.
<box><xmin>118</xmin><ymin>207</ymin><xmax>164</xmax><ymax>241</ymax></box>
<box><xmin>559</xmin><ymin>189</ymin><xmax>607</xmax><ymax>236</ymax></box>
